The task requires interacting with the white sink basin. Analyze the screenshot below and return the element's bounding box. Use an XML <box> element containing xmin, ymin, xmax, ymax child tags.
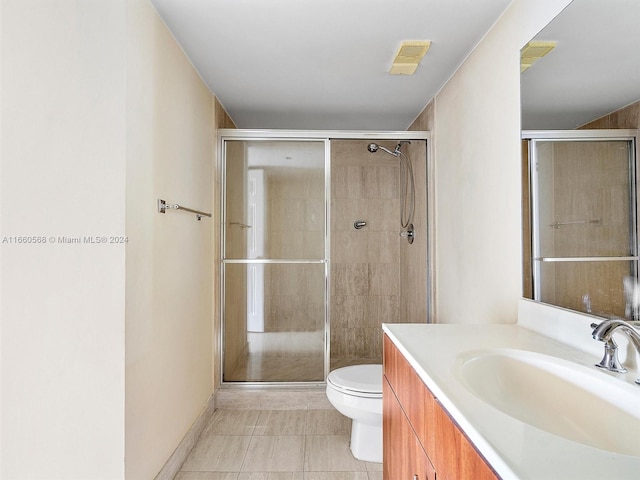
<box><xmin>456</xmin><ymin>348</ymin><xmax>640</xmax><ymax>456</ymax></box>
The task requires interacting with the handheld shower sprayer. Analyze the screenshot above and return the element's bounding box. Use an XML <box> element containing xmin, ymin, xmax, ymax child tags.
<box><xmin>367</xmin><ymin>141</ymin><xmax>411</xmax><ymax>157</ymax></box>
<box><xmin>367</xmin><ymin>143</ymin><xmax>395</xmax><ymax>156</ymax></box>
<box><xmin>366</xmin><ymin>140</ymin><xmax>416</xmax><ymax>232</ymax></box>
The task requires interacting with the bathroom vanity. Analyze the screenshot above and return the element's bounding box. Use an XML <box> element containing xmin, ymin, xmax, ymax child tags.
<box><xmin>383</xmin><ymin>334</ymin><xmax>496</xmax><ymax>480</ymax></box>
<box><xmin>382</xmin><ymin>300</ymin><xmax>640</xmax><ymax>480</ymax></box>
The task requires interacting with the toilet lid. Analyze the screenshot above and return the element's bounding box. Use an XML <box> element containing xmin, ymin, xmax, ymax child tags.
<box><xmin>327</xmin><ymin>364</ymin><xmax>383</xmax><ymax>396</ymax></box>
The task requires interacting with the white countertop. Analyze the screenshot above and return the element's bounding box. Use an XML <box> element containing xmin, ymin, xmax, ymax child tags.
<box><xmin>383</xmin><ymin>307</ymin><xmax>640</xmax><ymax>480</ymax></box>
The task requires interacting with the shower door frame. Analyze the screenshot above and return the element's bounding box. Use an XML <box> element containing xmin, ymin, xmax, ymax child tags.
<box><xmin>218</xmin><ymin>129</ymin><xmax>430</xmax><ymax>387</ymax></box>
<box><xmin>523</xmin><ymin>129</ymin><xmax>639</xmax><ymax>315</ymax></box>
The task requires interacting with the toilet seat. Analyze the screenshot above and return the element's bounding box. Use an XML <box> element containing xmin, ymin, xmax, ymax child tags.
<box><xmin>327</xmin><ymin>364</ymin><xmax>382</xmax><ymax>398</ymax></box>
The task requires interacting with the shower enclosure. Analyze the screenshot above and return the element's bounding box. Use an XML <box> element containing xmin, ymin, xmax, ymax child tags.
<box><xmin>219</xmin><ymin>130</ymin><xmax>429</xmax><ymax>384</ymax></box>
<box><xmin>524</xmin><ymin>129</ymin><xmax>639</xmax><ymax>318</ymax></box>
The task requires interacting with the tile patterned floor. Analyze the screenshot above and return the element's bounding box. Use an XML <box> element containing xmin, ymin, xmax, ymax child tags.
<box><xmin>175</xmin><ymin>409</ymin><xmax>382</xmax><ymax>480</ymax></box>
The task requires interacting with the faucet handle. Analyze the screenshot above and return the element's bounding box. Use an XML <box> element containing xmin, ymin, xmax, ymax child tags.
<box><xmin>399</xmin><ymin>223</ymin><xmax>415</xmax><ymax>244</ymax></box>
<box><xmin>595</xmin><ymin>339</ymin><xmax>627</xmax><ymax>373</ymax></box>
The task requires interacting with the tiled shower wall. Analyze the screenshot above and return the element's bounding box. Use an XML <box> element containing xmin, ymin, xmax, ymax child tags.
<box><xmin>580</xmin><ymin>100</ymin><xmax>640</xmax><ymax>131</ymax></box>
<box><xmin>330</xmin><ymin>140</ymin><xmax>427</xmax><ymax>368</ymax></box>
<box><xmin>264</xmin><ymin>168</ymin><xmax>325</xmax><ymax>332</ymax></box>
<box><xmin>400</xmin><ymin>138</ymin><xmax>429</xmax><ymax>323</ymax></box>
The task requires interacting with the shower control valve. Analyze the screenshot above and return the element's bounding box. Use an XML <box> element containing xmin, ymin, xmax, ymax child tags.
<box><xmin>400</xmin><ymin>224</ymin><xmax>415</xmax><ymax>244</ymax></box>
<box><xmin>353</xmin><ymin>220</ymin><xmax>367</xmax><ymax>230</ymax></box>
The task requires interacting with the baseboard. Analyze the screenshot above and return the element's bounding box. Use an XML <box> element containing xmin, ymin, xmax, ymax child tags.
<box><xmin>154</xmin><ymin>393</ymin><xmax>216</xmax><ymax>480</ymax></box>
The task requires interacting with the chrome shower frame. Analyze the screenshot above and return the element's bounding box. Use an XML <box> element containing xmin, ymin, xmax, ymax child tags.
<box><xmin>217</xmin><ymin>129</ymin><xmax>430</xmax><ymax>388</ymax></box>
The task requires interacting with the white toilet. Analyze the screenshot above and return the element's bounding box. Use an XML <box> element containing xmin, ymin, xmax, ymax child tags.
<box><xmin>326</xmin><ymin>364</ymin><xmax>383</xmax><ymax>463</ymax></box>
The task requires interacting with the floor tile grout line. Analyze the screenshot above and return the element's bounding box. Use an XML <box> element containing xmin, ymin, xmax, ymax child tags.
<box><xmin>302</xmin><ymin>431</ymin><xmax>308</xmax><ymax>472</ymax></box>
<box><xmin>237</xmin><ymin>421</ymin><xmax>256</xmax><ymax>474</ymax></box>
<box><xmin>303</xmin><ymin>409</ymin><xmax>310</xmax><ymax>472</ymax></box>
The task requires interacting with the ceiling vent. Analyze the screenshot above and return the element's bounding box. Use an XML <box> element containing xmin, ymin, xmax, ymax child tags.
<box><xmin>390</xmin><ymin>41</ymin><xmax>431</xmax><ymax>75</ymax></box>
<box><xmin>521</xmin><ymin>41</ymin><xmax>556</xmax><ymax>73</ymax></box>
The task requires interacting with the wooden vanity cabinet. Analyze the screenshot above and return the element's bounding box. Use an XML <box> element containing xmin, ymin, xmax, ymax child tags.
<box><xmin>383</xmin><ymin>334</ymin><xmax>499</xmax><ymax>480</ymax></box>
<box><xmin>383</xmin><ymin>377</ymin><xmax>435</xmax><ymax>480</ymax></box>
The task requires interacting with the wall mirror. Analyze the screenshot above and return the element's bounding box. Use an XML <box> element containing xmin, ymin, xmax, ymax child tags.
<box><xmin>521</xmin><ymin>0</ymin><xmax>640</xmax><ymax>319</ymax></box>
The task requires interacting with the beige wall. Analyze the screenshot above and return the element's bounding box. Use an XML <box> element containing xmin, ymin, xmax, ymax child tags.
<box><xmin>124</xmin><ymin>0</ymin><xmax>215</xmax><ymax>478</ymax></box>
<box><xmin>1</xmin><ymin>0</ymin><xmax>127</xmax><ymax>477</ymax></box>
<box><xmin>425</xmin><ymin>0</ymin><xmax>572</xmax><ymax>324</ymax></box>
<box><xmin>1</xmin><ymin>0</ymin><xmax>221</xmax><ymax>478</ymax></box>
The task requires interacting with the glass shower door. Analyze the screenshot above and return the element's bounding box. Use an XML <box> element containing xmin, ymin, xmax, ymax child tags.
<box><xmin>222</xmin><ymin>139</ymin><xmax>327</xmax><ymax>383</ymax></box>
<box><xmin>528</xmin><ymin>132</ymin><xmax>638</xmax><ymax>318</ymax></box>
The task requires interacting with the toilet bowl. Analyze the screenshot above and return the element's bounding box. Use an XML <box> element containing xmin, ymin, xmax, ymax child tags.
<box><xmin>326</xmin><ymin>364</ymin><xmax>383</xmax><ymax>463</ymax></box>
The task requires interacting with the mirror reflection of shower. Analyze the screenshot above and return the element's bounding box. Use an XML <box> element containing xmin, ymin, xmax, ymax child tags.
<box><xmin>367</xmin><ymin>141</ymin><xmax>415</xmax><ymax>241</ymax></box>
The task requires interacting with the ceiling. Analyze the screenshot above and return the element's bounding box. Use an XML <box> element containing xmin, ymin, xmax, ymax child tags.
<box><xmin>150</xmin><ymin>0</ymin><xmax>513</xmax><ymax>131</ymax></box>
<box><xmin>521</xmin><ymin>0</ymin><xmax>640</xmax><ymax>130</ymax></box>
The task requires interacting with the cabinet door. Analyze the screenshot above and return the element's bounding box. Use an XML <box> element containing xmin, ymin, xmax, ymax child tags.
<box><xmin>383</xmin><ymin>377</ymin><xmax>411</xmax><ymax>479</ymax></box>
<box><xmin>411</xmin><ymin>432</ymin><xmax>436</xmax><ymax>480</ymax></box>
<box><xmin>383</xmin><ymin>377</ymin><xmax>435</xmax><ymax>480</ymax></box>
<box><xmin>384</xmin><ymin>335</ymin><xmax>498</xmax><ymax>480</ymax></box>
<box><xmin>433</xmin><ymin>399</ymin><xmax>498</xmax><ymax>480</ymax></box>
<box><xmin>384</xmin><ymin>334</ymin><xmax>435</xmax><ymax>451</ymax></box>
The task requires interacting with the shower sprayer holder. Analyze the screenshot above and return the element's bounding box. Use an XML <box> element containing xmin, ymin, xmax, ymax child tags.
<box><xmin>400</xmin><ymin>224</ymin><xmax>415</xmax><ymax>244</ymax></box>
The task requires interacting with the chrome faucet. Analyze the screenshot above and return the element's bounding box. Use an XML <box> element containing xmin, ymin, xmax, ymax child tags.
<box><xmin>591</xmin><ymin>319</ymin><xmax>640</xmax><ymax>384</ymax></box>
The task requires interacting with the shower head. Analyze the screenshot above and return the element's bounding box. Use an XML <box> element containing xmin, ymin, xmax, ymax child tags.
<box><xmin>367</xmin><ymin>143</ymin><xmax>397</xmax><ymax>156</ymax></box>
<box><xmin>367</xmin><ymin>141</ymin><xmax>411</xmax><ymax>156</ymax></box>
